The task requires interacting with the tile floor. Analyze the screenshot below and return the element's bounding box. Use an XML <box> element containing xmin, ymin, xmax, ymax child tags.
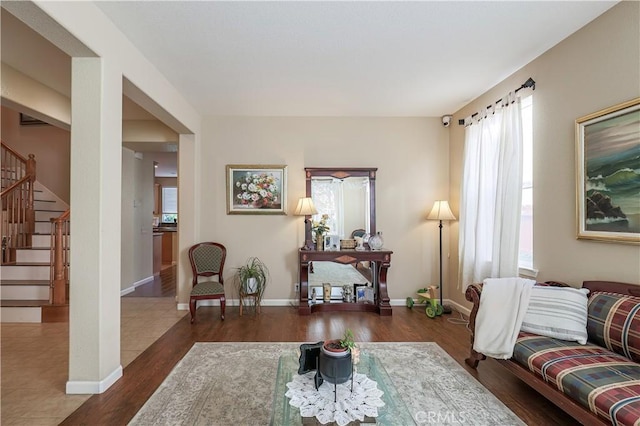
<box><xmin>1</xmin><ymin>297</ymin><xmax>187</xmax><ymax>425</ymax></box>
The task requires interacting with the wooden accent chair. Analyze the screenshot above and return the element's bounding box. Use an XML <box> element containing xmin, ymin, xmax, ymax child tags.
<box><xmin>188</xmin><ymin>242</ymin><xmax>227</xmax><ymax>323</ymax></box>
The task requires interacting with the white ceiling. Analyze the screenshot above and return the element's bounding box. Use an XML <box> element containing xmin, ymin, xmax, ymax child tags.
<box><xmin>95</xmin><ymin>0</ymin><xmax>617</xmax><ymax>117</ymax></box>
<box><xmin>0</xmin><ymin>1</ymin><xmax>619</xmax><ymax>177</ymax></box>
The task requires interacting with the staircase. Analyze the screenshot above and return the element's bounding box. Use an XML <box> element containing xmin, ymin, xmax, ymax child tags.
<box><xmin>0</xmin><ymin>182</ymin><xmax>69</xmax><ymax>322</ymax></box>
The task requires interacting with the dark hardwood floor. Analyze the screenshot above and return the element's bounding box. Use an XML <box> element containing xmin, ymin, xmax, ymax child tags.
<box><xmin>61</xmin><ymin>272</ymin><xmax>579</xmax><ymax>426</ymax></box>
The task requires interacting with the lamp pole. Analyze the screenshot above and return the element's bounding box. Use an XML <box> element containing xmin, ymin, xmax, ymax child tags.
<box><xmin>427</xmin><ymin>200</ymin><xmax>455</xmax><ymax>315</ymax></box>
<box><xmin>437</xmin><ymin>219</ymin><xmax>452</xmax><ymax>314</ymax></box>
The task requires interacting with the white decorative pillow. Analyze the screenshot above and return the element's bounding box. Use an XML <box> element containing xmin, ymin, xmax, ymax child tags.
<box><xmin>520</xmin><ymin>286</ymin><xmax>590</xmax><ymax>344</ymax></box>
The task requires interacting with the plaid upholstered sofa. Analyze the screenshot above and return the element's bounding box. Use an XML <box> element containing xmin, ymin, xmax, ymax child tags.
<box><xmin>465</xmin><ymin>280</ymin><xmax>640</xmax><ymax>425</ymax></box>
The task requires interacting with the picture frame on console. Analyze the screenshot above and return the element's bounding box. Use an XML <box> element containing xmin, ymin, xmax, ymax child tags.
<box><xmin>324</xmin><ymin>234</ymin><xmax>339</xmax><ymax>251</ymax></box>
<box><xmin>575</xmin><ymin>98</ymin><xmax>640</xmax><ymax>244</ymax></box>
<box><xmin>226</xmin><ymin>164</ymin><xmax>287</xmax><ymax>215</ymax></box>
<box><xmin>354</xmin><ymin>283</ymin><xmax>367</xmax><ymax>302</ymax></box>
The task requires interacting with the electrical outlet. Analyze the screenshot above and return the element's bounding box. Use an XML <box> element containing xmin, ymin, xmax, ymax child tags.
<box><xmin>294</xmin><ymin>283</ymin><xmax>299</xmax><ymax>292</ymax></box>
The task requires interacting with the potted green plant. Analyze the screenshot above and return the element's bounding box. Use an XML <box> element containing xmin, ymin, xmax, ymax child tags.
<box><xmin>237</xmin><ymin>257</ymin><xmax>270</xmax><ymax>297</ymax></box>
<box><xmin>319</xmin><ymin>329</ymin><xmax>357</xmax><ymax>385</ymax></box>
<box><xmin>322</xmin><ymin>328</ymin><xmax>356</xmax><ymax>356</ymax></box>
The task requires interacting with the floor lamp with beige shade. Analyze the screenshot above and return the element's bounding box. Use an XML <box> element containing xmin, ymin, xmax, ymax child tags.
<box><xmin>427</xmin><ymin>200</ymin><xmax>456</xmax><ymax>314</ymax></box>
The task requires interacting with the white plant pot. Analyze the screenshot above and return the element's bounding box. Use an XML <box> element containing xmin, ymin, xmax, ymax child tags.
<box><xmin>245</xmin><ymin>277</ymin><xmax>258</xmax><ymax>293</ymax></box>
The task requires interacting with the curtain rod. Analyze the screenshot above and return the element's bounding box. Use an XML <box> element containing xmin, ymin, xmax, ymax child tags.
<box><xmin>458</xmin><ymin>77</ymin><xmax>536</xmax><ymax>126</ymax></box>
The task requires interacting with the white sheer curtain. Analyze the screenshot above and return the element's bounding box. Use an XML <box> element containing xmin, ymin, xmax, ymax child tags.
<box><xmin>311</xmin><ymin>179</ymin><xmax>345</xmax><ymax>238</ymax></box>
<box><xmin>459</xmin><ymin>93</ymin><xmax>524</xmax><ymax>290</ymax></box>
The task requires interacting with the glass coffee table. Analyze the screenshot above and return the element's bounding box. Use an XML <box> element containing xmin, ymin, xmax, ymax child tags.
<box><xmin>270</xmin><ymin>351</ymin><xmax>416</xmax><ymax>425</ymax></box>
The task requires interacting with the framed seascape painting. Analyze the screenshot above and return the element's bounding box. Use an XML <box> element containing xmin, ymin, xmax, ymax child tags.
<box><xmin>226</xmin><ymin>164</ymin><xmax>287</xmax><ymax>215</ymax></box>
<box><xmin>576</xmin><ymin>98</ymin><xmax>640</xmax><ymax>244</ymax></box>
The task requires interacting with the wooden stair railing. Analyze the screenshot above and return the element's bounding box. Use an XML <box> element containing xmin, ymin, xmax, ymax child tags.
<box><xmin>50</xmin><ymin>209</ymin><xmax>70</xmax><ymax>305</ymax></box>
<box><xmin>1</xmin><ymin>141</ymin><xmax>36</xmax><ymax>264</ymax></box>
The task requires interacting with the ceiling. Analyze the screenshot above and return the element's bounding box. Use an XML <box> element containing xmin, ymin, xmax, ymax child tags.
<box><xmin>2</xmin><ymin>2</ymin><xmax>618</xmax><ymax>118</ymax></box>
<box><xmin>94</xmin><ymin>1</ymin><xmax>617</xmax><ymax>117</ymax></box>
<box><xmin>0</xmin><ymin>1</ymin><xmax>618</xmax><ymax>177</ymax></box>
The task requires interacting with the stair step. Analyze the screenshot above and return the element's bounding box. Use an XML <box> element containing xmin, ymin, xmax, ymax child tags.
<box><xmin>0</xmin><ymin>301</ymin><xmax>68</xmax><ymax>323</ymax></box>
<box><xmin>31</xmin><ymin>234</ymin><xmax>70</xmax><ymax>247</ymax></box>
<box><xmin>14</xmin><ymin>245</ymin><xmax>52</xmax><ymax>250</ymax></box>
<box><xmin>0</xmin><ymin>263</ymin><xmax>50</xmax><ymax>280</ymax></box>
<box><xmin>35</xmin><ymin>210</ymin><xmax>66</xmax><ymax>221</ymax></box>
<box><xmin>34</xmin><ymin>222</ymin><xmax>51</xmax><ymax>233</ymax></box>
<box><xmin>0</xmin><ymin>279</ymin><xmax>50</xmax><ymax>300</ymax></box>
<box><xmin>31</xmin><ymin>234</ymin><xmax>51</xmax><ymax>247</ymax></box>
<box><xmin>1</xmin><ymin>299</ymin><xmax>50</xmax><ymax>307</ymax></box>
<box><xmin>0</xmin><ymin>305</ymin><xmax>42</xmax><ymax>322</ymax></box>
<box><xmin>16</xmin><ymin>248</ymin><xmax>50</xmax><ymax>263</ymax></box>
<box><xmin>33</xmin><ymin>199</ymin><xmax>55</xmax><ymax>210</ymax></box>
<box><xmin>1</xmin><ymin>279</ymin><xmax>49</xmax><ymax>285</ymax></box>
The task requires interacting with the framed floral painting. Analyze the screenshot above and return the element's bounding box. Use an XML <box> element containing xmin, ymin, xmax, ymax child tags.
<box><xmin>576</xmin><ymin>98</ymin><xmax>640</xmax><ymax>244</ymax></box>
<box><xmin>226</xmin><ymin>164</ymin><xmax>287</xmax><ymax>215</ymax></box>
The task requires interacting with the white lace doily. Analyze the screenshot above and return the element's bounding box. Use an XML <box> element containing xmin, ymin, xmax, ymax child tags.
<box><xmin>284</xmin><ymin>371</ymin><xmax>385</xmax><ymax>426</ymax></box>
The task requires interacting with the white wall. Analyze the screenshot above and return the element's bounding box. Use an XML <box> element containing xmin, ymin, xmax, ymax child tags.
<box><xmin>121</xmin><ymin>148</ymin><xmax>154</xmax><ymax>291</ymax></box>
<box><xmin>200</xmin><ymin>117</ymin><xmax>450</xmax><ymax>302</ymax></box>
<box><xmin>448</xmin><ymin>1</ymin><xmax>640</xmax><ymax>308</ymax></box>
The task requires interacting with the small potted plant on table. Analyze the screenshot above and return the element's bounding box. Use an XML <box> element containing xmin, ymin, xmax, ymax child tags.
<box><xmin>319</xmin><ymin>329</ymin><xmax>357</xmax><ymax>388</ymax></box>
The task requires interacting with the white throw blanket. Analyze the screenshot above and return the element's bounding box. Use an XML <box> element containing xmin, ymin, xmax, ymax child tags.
<box><xmin>473</xmin><ymin>277</ymin><xmax>536</xmax><ymax>359</ymax></box>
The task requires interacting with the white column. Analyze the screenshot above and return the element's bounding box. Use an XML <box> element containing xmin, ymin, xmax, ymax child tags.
<box><xmin>176</xmin><ymin>133</ymin><xmax>197</xmax><ymax>309</ymax></box>
<box><xmin>67</xmin><ymin>57</ymin><xmax>123</xmax><ymax>394</ymax></box>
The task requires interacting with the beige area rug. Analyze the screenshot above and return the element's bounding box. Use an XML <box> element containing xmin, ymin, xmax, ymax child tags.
<box><xmin>129</xmin><ymin>342</ymin><xmax>524</xmax><ymax>425</ymax></box>
<box><xmin>308</xmin><ymin>262</ymin><xmax>371</xmax><ymax>287</ymax></box>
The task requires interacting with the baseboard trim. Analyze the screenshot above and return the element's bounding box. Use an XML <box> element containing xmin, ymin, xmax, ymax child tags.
<box><xmin>66</xmin><ymin>365</ymin><xmax>123</xmax><ymax>394</ymax></box>
<box><xmin>184</xmin><ymin>299</ymin><xmax>297</xmax><ymax>308</ymax></box>
<box><xmin>176</xmin><ymin>298</ymin><xmax>470</xmax><ymax>314</ymax></box>
<box><xmin>120</xmin><ymin>276</ymin><xmax>154</xmax><ymax>296</ymax></box>
<box><xmin>447</xmin><ymin>299</ymin><xmax>471</xmax><ymax>316</ymax></box>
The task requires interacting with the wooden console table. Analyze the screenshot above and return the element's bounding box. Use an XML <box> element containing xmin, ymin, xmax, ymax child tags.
<box><xmin>298</xmin><ymin>248</ymin><xmax>393</xmax><ymax>316</ymax></box>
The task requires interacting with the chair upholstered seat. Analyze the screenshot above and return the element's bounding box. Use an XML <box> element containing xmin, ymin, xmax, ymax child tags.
<box><xmin>188</xmin><ymin>242</ymin><xmax>227</xmax><ymax>323</ymax></box>
<box><xmin>191</xmin><ymin>281</ymin><xmax>224</xmax><ymax>296</ymax></box>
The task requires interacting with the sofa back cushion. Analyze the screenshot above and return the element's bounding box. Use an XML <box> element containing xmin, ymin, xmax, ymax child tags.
<box><xmin>587</xmin><ymin>292</ymin><xmax>640</xmax><ymax>363</ymax></box>
<box><xmin>520</xmin><ymin>286</ymin><xmax>589</xmax><ymax>344</ymax></box>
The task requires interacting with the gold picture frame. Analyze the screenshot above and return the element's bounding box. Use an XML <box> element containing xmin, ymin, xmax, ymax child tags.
<box><xmin>226</xmin><ymin>164</ymin><xmax>287</xmax><ymax>215</ymax></box>
<box><xmin>575</xmin><ymin>98</ymin><xmax>640</xmax><ymax>244</ymax></box>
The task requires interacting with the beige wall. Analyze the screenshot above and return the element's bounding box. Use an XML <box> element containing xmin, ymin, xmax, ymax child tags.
<box><xmin>200</xmin><ymin>117</ymin><xmax>450</xmax><ymax>302</ymax></box>
<box><xmin>155</xmin><ymin>177</ymin><xmax>177</xmax><ymax>187</ymax></box>
<box><xmin>448</xmin><ymin>1</ymin><xmax>640</xmax><ymax>309</ymax></box>
<box><xmin>1</xmin><ymin>62</ymin><xmax>71</xmax><ymax>129</ymax></box>
<box><xmin>1</xmin><ymin>106</ymin><xmax>71</xmax><ymax>203</ymax></box>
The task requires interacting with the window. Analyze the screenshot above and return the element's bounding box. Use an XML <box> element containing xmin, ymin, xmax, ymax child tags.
<box><xmin>161</xmin><ymin>187</ymin><xmax>177</xmax><ymax>223</ymax></box>
<box><xmin>519</xmin><ymin>96</ymin><xmax>534</xmax><ymax>274</ymax></box>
